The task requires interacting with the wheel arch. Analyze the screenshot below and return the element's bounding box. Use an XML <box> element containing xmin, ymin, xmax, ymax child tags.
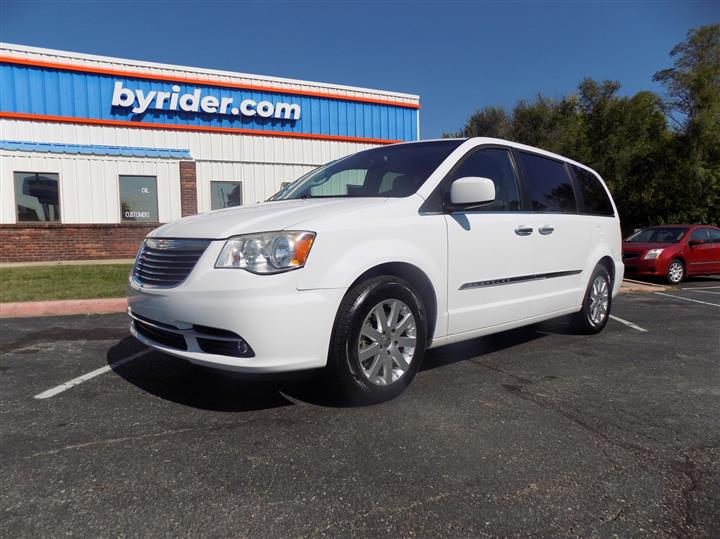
<box><xmin>597</xmin><ymin>255</ymin><xmax>616</xmax><ymax>285</ymax></box>
<box><xmin>345</xmin><ymin>262</ymin><xmax>438</xmax><ymax>343</ymax></box>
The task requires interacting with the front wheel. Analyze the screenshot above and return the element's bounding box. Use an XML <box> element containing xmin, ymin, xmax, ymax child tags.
<box><xmin>570</xmin><ymin>265</ymin><xmax>612</xmax><ymax>334</ymax></box>
<box><xmin>666</xmin><ymin>259</ymin><xmax>685</xmax><ymax>284</ymax></box>
<box><xmin>326</xmin><ymin>276</ymin><xmax>427</xmax><ymax>403</ymax></box>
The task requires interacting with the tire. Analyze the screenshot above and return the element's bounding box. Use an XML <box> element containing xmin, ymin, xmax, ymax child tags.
<box><xmin>666</xmin><ymin>259</ymin><xmax>685</xmax><ymax>284</ymax></box>
<box><xmin>570</xmin><ymin>265</ymin><xmax>612</xmax><ymax>335</ymax></box>
<box><xmin>326</xmin><ymin>276</ymin><xmax>428</xmax><ymax>403</ymax></box>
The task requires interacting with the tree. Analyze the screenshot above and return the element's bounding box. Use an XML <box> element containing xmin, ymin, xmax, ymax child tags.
<box><xmin>446</xmin><ymin>24</ymin><xmax>720</xmax><ymax>229</ymax></box>
<box><xmin>452</xmin><ymin>106</ymin><xmax>511</xmax><ymax>139</ymax></box>
<box><xmin>654</xmin><ymin>24</ymin><xmax>720</xmax><ymax>225</ymax></box>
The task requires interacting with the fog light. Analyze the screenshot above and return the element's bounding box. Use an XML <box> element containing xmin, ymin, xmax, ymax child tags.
<box><xmin>196</xmin><ymin>337</ymin><xmax>255</xmax><ymax>358</ymax></box>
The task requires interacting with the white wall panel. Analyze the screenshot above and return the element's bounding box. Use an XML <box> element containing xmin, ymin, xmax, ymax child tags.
<box><xmin>0</xmin><ymin>151</ymin><xmax>182</xmax><ymax>224</ymax></box>
<box><xmin>1</xmin><ymin>120</ymin><xmax>377</xmax><ymax>166</ymax></box>
<box><xmin>195</xmin><ymin>161</ymin><xmax>317</xmax><ymax>212</ymax></box>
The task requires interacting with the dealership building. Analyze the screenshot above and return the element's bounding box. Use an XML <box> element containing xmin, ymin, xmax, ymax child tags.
<box><xmin>0</xmin><ymin>43</ymin><xmax>420</xmax><ymax>263</ymax></box>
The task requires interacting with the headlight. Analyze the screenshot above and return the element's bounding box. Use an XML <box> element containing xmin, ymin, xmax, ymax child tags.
<box><xmin>643</xmin><ymin>248</ymin><xmax>664</xmax><ymax>260</ymax></box>
<box><xmin>215</xmin><ymin>231</ymin><xmax>315</xmax><ymax>274</ymax></box>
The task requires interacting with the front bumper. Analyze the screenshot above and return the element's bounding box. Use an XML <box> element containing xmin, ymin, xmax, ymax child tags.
<box><xmin>128</xmin><ymin>241</ymin><xmax>345</xmax><ymax>373</ymax></box>
<box><xmin>622</xmin><ymin>257</ymin><xmax>667</xmax><ymax>276</ymax></box>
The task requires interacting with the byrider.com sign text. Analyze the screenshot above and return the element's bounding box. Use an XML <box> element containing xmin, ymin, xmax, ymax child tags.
<box><xmin>111</xmin><ymin>81</ymin><xmax>302</xmax><ymax>121</ymax></box>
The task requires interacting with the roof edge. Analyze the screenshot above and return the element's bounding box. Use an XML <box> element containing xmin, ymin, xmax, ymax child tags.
<box><xmin>0</xmin><ymin>42</ymin><xmax>420</xmax><ymax>102</ymax></box>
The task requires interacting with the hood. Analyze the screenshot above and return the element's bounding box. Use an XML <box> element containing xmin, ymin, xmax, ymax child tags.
<box><xmin>149</xmin><ymin>198</ymin><xmax>389</xmax><ymax>239</ymax></box>
<box><xmin>622</xmin><ymin>241</ymin><xmax>679</xmax><ymax>252</ymax></box>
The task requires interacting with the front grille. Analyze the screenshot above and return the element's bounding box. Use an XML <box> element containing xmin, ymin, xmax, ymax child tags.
<box><xmin>133</xmin><ymin>319</ymin><xmax>188</xmax><ymax>350</ymax></box>
<box><xmin>622</xmin><ymin>252</ymin><xmax>640</xmax><ymax>261</ymax></box>
<box><xmin>134</xmin><ymin>238</ymin><xmax>211</xmax><ymax>288</ymax></box>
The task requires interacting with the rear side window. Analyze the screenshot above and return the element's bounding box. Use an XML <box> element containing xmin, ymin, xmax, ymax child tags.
<box><xmin>448</xmin><ymin>148</ymin><xmax>521</xmax><ymax>211</ymax></box>
<box><xmin>517</xmin><ymin>152</ymin><xmax>577</xmax><ymax>213</ymax></box>
<box><xmin>573</xmin><ymin>166</ymin><xmax>614</xmax><ymax>216</ymax></box>
<box><xmin>708</xmin><ymin>229</ymin><xmax>720</xmax><ymax>243</ymax></box>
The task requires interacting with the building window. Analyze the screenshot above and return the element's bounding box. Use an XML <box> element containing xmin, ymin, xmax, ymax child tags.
<box><xmin>210</xmin><ymin>181</ymin><xmax>243</xmax><ymax>210</ymax></box>
<box><xmin>119</xmin><ymin>175</ymin><xmax>158</xmax><ymax>222</ymax></box>
<box><xmin>14</xmin><ymin>172</ymin><xmax>61</xmax><ymax>222</ymax></box>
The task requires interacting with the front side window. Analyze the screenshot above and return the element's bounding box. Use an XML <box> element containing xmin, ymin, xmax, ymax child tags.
<box><xmin>518</xmin><ymin>152</ymin><xmax>577</xmax><ymax>213</ymax></box>
<box><xmin>119</xmin><ymin>175</ymin><xmax>158</xmax><ymax>222</ymax></box>
<box><xmin>446</xmin><ymin>148</ymin><xmax>521</xmax><ymax>211</ymax></box>
<box><xmin>211</xmin><ymin>181</ymin><xmax>243</xmax><ymax>210</ymax></box>
<box><xmin>276</xmin><ymin>140</ymin><xmax>464</xmax><ymax>200</ymax></box>
<box><xmin>14</xmin><ymin>172</ymin><xmax>60</xmax><ymax>222</ymax></box>
<box><xmin>625</xmin><ymin>227</ymin><xmax>688</xmax><ymax>243</ymax></box>
<box><xmin>690</xmin><ymin>228</ymin><xmax>710</xmax><ymax>242</ymax></box>
<box><xmin>573</xmin><ymin>166</ymin><xmax>614</xmax><ymax>216</ymax></box>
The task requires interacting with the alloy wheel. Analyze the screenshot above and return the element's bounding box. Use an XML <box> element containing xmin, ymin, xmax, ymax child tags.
<box><xmin>668</xmin><ymin>261</ymin><xmax>684</xmax><ymax>284</ymax></box>
<box><xmin>357</xmin><ymin>299</ymin><xmax>417</xmax><ymax>386</ymax></box>
<box><xmin>588</xmin><ymin>275</ymin><xmax>609</xmax><ymax>327</ymax></box>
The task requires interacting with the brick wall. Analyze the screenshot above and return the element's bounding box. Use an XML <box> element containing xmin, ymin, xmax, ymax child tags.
<box><xmin>1</xmin><ymin>161</ymin><xmax>201</xmax><ymax>263</ymax></box>
<box><xmin>0</xmin><ymin>223</ymin><xmax>155</xmax><ymax>263</ymax></box>
<box><xmin>179</xmin><ymin>161</ymin><xmax>198</xmax><ymax>217</ymax></box>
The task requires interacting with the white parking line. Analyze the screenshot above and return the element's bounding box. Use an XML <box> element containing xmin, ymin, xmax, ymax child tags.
<box><xmin>654</xmin><ymin>292</ymin><xmax>720</xmax><ymax>308</ymax></box>
<box><xmin>609</xmin><ymin>314</ymin><xmax>648</xmax><ymax>332</ymax></box>
<box><xmin>34</xmin><ymin>348</ymin><xmax>150</xmax><ymax>400</ymax></box>
<box><xmin>682</xmin><ymin>289</ymin><xmax>720</xmax><ymax>295</ymax></box>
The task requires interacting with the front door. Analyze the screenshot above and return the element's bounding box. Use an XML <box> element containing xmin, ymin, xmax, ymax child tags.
<box><xmin>707</xmin><ymin>228</ymin><xmax>720</xmax><ymax>273</ymax></box>
<box><xmin>445</xmin><ymin>147</ymin><xmax>536</xmax><ymax>335</ymax></box>
<box><xmin>687</xmin><ymin>228</ymin><xmax>719</xmax><ymax>275</ymax></box>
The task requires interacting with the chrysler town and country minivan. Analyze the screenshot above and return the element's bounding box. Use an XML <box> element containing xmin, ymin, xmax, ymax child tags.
<box><xmin>128</xmin><ymin>138</ymin><xmax>623</xmax><ymax>400</ymax></box>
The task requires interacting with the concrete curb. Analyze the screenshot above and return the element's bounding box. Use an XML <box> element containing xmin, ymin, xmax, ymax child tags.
<box><xmin>0</xmin><ymin>298</ymin><xmax>128</xmax><ymax>318</ymax></box>
<box><xmin>620</xmin><ymin>279</ymin><xmax>667</xmax><ymax>293</ymax></box>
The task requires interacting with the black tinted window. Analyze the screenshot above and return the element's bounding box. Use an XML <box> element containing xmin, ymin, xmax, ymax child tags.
<box><xmin>708</xmin><ymin>229</ymin><xmax>720</xmax><ymax>243</ymax></box>
<box><xmin>448</xmin><ymin>148</ymin><xmax>521</xmax><ymax>211</ymax></box>
<box><xmin>573</xmin><ymin>166</ymin><xmax>614</xmax><ymax>216</ymax></box>
<box><xmin>518</xmin><ymin>152</ymin><xmax>577</xmax><ymax>213</ymax></box>
<box><xmin>14</xmin><ymin>172</ymin><xmax>60</xmax><ymax>222</ymax></box>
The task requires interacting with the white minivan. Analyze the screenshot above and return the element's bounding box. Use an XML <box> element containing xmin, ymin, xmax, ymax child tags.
<box><xmin>128</xmin><ymin>138</ymin><xmax>623</xmax><ymax>401</ymax></box>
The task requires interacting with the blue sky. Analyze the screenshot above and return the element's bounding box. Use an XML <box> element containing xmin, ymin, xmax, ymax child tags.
<box><xmin>1</xmin><ymin>0</ymin><xmax>717</xmax><ymax>138</ymax></box>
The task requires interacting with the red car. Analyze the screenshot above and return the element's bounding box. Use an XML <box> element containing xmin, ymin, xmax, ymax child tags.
<box><xmin>622</xmin><ymin>225</ymin><xmax>720</xmax><ymax>284</ymax></box>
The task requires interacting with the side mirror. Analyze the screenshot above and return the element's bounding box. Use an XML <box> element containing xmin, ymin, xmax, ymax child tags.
<box><xmin>449</xmin><ymin>177</ymin><xmax>496</xmax><ymax>207</ymax></box>
<box><xmin>688</xmin><ymin>239</ymin><xmax>703</xmax><ymax>247</ymax></box>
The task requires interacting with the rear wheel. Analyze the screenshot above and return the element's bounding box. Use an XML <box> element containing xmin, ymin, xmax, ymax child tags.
<box><xmin>326</xmin><ymin>276</ymin><xmax>427</xmax><ymax>403</ymax></box>
<box><xmin>570</xmin><ymin>265</ymin><xmax>612</xmax><ymax>334</ymax></box>
<box><xmin>666</xmin><ymin>259</ymin><xmax>685</xmax><ymax>284</ymax></box>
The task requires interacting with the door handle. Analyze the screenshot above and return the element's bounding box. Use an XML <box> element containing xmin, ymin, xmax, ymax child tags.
<box><xmin>539</xmin><ymin>226</ymin><xmax>555</xmax><ymax>235</ymax></box>
<box><xmin>515</xmin><ymin>226</ymin><xmax>534</xmax><ymax>236</ymax></box>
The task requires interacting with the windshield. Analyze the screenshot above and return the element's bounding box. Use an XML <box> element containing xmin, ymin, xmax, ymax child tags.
<box><xmin>275</xmin><ymin>140</ymin><xmax>465</xmax><ymax>200</ymax></box>
<box><xmin>625</xmin><ymin>227</ymin><xmax>688</xmax><ymax>243</ymax></box>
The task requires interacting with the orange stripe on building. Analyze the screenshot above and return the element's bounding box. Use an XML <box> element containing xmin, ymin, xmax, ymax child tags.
<box><xmin>0</xmin><ymin>112</ymin><xmax>402</xmax><ymax>145</ymax></box>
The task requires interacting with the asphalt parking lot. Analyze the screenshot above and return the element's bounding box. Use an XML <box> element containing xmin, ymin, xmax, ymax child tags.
<box><xmin>1</xmin><ymin>277</ymin><xmax>719</xmax><ymax>538</ymax></box>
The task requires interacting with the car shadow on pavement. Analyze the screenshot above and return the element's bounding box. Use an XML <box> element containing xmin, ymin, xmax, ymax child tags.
<box><xmin>107</xmin><ymin>319</ymin><xmax>573</xmax><ymax>412</ymax></box>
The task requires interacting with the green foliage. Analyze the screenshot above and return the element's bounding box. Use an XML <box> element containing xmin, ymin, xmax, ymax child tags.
<box><xmin>447</xmin><ymin>25</ymin><xmax>720</xmax><ymax>230</ymax></box>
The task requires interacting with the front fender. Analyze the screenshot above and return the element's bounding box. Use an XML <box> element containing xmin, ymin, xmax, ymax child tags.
<box><xmin>297</xmin><ymin>213</ymin><xmax>449</xmax><ymax>338</ymax></box>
